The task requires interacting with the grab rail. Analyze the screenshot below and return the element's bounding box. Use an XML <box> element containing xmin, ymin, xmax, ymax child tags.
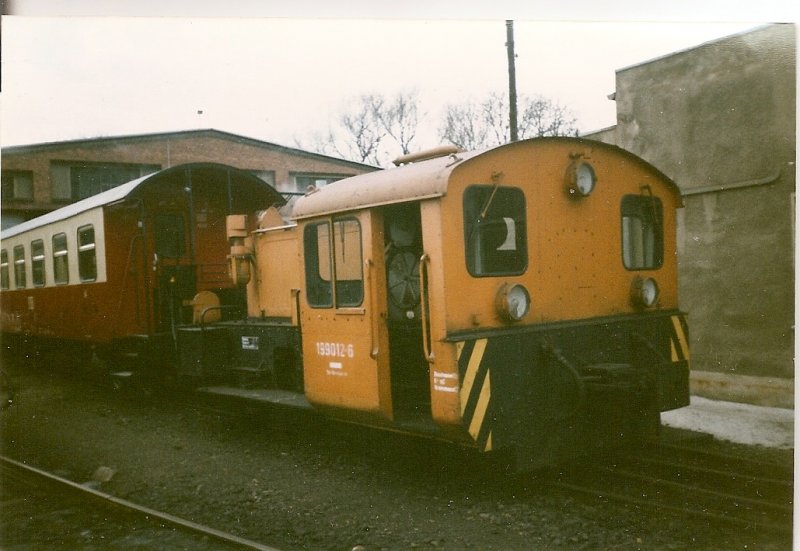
<box><xmin>366</xmin><ymin>258</ymin><xmax>379</xmax><ymax>359</ymax></box>
<box><xmin>419</xmin><ymin>253</ymin><xmax>434</xmax><ymax>364</ymax></box>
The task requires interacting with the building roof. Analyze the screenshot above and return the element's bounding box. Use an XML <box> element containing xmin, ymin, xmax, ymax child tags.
<box><xmin>1</xmin><ymin>162</ymin><xmax>285</xmax><ymax>239</ymax></box>
<box><xmin>1</xmin><ymin>128</ymin><xmax>378</xmax><ymax>172</ymax></box>
<box><xmin>615</xmin><ymin>24</ymin><xmax>778</xmax><ymax>74</ymax></box>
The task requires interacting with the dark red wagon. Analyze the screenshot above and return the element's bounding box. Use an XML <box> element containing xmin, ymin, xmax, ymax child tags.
<box><xmin>0</xmin><ymin>163</ymin><xmax>284</xmax><ymax>375</ymax></box>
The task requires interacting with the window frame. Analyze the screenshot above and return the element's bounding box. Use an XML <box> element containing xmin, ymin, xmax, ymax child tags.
<box><xmin>13</xmin><ymin>245</ymin><xmax>26</xmax><ymax>289</ymax></box>
<box><xmin>332</xmin><ymin>217</ymin><xmax>364</xmax><ymax>308</ymax></box>
<box><xmin>52</xmin><ymin>232</ymin><xmax>70</xmax><ymax>285</ymax></box>
<box><xmin>1</xmin><ymin>170</ymin><xmax>34</xmax><ymax>201</ymax></box>
<box><xmin>31</xmin><ymin>239</ymin><xmax>46</xmax><ymax>287</ymax></box>
<box><xmin>77</xmin><ymin>224</ymin><xmax>98</xmax><ymax>282</ymax></box>
<box><xmin>304</xmin><ymin>221</ymin><xmax>334</xmax><ymax>308</ymax></box>
<box><xmin>463</xmin><ymin>184</ymin><xmax>528</xmax><ymax>277</ymax></box>
<box><xmin>303</xmin><ymin>216</ymin><xmax>364</xmax><ymax>309</ymax></box>
<box><xmin>620</xmin><ymin>194</ymin><xmax>664</xmax><ymax>271</ymax></box>
<box><xmin>1</xmin><ymin>249</ymin><xmax>9</xmax><ymax>290</ymax></box>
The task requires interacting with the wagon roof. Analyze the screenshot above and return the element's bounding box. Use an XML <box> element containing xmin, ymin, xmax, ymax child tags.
<box><xmin>1</xmin><ymin>162</ymin><xmax>284</xmax><ymax>239</ymax></box>
<box><xmin>290</xmin><ymin>137</ymin><xmax>681</xmax><ymax>220</ymax></box>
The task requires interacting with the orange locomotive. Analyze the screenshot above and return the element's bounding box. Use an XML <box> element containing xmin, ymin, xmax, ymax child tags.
<box><xmin>178</xmin><ymin>138</ymin><xmax>690</xmax><ymax>468</ymax></box>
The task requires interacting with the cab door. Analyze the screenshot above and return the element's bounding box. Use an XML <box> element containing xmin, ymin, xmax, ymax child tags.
<box><xmin>299</xmin><ymin>211</ymin><xmax>393</xmax><ymax>421</ymax></box>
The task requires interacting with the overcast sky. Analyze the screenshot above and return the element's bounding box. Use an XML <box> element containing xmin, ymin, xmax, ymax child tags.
<box><xmin>1</xmin><ymin>2</ymin><xmax>795</xmax><ymax>164</ymax></box>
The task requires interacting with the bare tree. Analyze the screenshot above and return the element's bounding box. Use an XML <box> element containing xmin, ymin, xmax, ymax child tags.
<box><xmin>373</xmin><ymin>90</ymin><xmax>420</xmax><ymax>156</ymax></box>
<box><xmin>440</xmin><ymin>92</ymin><xmax>578</xmax><ymax>150</ymax></box>
<box><xmin>439</xmin><ymin>101</ymin><xmax>490</xmax><ymax>151</ymax></box>
<box><xmin>297</xmin><ymin>92</ymin><xmax>422</xmax><ymax>166</ymax></box>
<box><xmin>518</xmin><ymin>96</ymin><xmax>578</xmax><ymax>138</ymax></box>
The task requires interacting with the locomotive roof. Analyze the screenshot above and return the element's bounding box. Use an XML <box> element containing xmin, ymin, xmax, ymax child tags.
<box><xmin>1</xmin><ymin>162</ymin><xmax>284</xmax><ymax>239</ymax></box>
<box><xmin>291</xmin><ymin>137</ymin><xmax>681</xmax><ymax>219</ymax></box>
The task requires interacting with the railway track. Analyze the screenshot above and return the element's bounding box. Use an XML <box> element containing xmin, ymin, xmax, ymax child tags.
<box><xmin>0</xmin><ymin>456</ymin><xmax>282</xmax><ymax>551</ymax></box>
<box><xmin>547</xmin><ymin>439</ymin><xmax>793</xmax><ymax>534</ymax></box>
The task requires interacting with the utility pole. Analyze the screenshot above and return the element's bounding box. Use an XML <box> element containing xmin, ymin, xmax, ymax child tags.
<box><xmin>506</xmin><ymin>20</ymin><xmax>518</xmax><ymax>142</ymax></box>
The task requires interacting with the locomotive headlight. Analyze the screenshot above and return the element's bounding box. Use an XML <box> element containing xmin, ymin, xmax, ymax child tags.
<box><xmin>565</xmin><ymin>160</ymin><xmax>596</xmax><ymax>197</ymax></box>
<box><xmin>495</xmin><ymin>283</ymin><xmax>531</xmax><ymax>322</ymax></box>
<box><xmin>575</xmin><ymin>162</ymin><xmax>596</xmax><ymax>196</ymax></box>
<box><xmin>630</xmin><ymin>276</ymin><xmax>660</xmax><ymax>309</ymax></box>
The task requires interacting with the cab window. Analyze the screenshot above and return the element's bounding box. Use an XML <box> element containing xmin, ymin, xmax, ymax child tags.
<box><xmin>332</xmin><ymin>218</ymin><xmax>364</xmax><ymax>307</ymax></box>
<box><xmin>304</xmin><ymin>217</ymin><xmax>364</xmax><ymax>308</ymax></box>
<box><xmin>304</xmin><ymin>222</ymin><xmax>333</xmax><ymax>308</ymax></box>
<box><xmin>31</xmin><ymin>239</ymin><xmax>45</xmax><ymax>287</ymax></box>
<box><xmin>463</xmin><ymin>185</ymin><xmax>527</xmax><ymax>276</ymax></box>
<box><xmin>621</xmin><ymin>194</ymin><xmax>664</xmax><ymax>270</ymax></box>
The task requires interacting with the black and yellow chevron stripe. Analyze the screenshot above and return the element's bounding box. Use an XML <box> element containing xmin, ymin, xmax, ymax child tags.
<box><xmin>670</xmin><ymin>314</ymin><xmax>690</xmax><ymax>363</ymax></box>
<box><xmin>456</xmin><ymin>338</ymin><xmax>493</xmax><ymax>452</ymax></box>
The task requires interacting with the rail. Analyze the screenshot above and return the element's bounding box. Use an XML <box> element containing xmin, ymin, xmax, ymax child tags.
<box><xmin>1</xmin><ymin>455</ymin><xmax>282</xmax><ymax>551</ymax></box>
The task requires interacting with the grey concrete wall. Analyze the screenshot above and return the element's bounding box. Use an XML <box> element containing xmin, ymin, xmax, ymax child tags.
<box><xmin>592</xmin><ymin>25</ymin><xmax>795</xmax><ymax>394</ymax></box>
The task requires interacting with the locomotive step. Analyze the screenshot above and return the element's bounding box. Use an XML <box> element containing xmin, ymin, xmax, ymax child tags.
<box><xmin>198</xmin><ymin>386</ymin><xmax>313</xmax><ymax>410</ymax></box>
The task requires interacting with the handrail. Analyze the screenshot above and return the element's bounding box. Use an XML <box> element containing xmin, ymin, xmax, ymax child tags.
<box><xmin>419</xmin><ymin>253</ymin><xmax>434</xmax><ymax>364</ymax></box>
<box><xmin>366</xmin><ymin>258</ymin><xmax>379</xmax><ymax>359</ymax></box>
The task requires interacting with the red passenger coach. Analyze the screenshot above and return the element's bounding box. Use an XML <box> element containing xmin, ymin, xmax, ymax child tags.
<box><xmin>0</xmin><ymin>163</ymin><xmax>284</xmax><ymax>375</ymax></box>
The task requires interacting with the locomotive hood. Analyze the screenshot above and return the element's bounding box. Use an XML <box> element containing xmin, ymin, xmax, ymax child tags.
<box><xmin>290</xmin><ymin>138</ymin><xmax>681</xmax><ymax>221</ymax></box>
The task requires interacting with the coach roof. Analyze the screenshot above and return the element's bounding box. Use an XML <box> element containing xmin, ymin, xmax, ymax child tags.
<box><xmin>1</xmin><ymin>163</ymin><xmax>284</xmax><ymax>239</ymax></box>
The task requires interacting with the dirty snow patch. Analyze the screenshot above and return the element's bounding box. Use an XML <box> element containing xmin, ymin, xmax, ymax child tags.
<box><xmin>661</xmin><ymin>396</ymin><xmax>794</xmax><ymax>449</ymax></box>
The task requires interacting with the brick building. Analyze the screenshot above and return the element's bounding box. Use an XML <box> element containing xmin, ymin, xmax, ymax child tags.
<box><xmin>586</xmin><ymin>24</ymin><xmax>796</xmax><ymax>407</ymax></box>
<box><xmin>1</xmin><ymin>129</ymin><xmax>376</xmax><ymax>229</ymax></box>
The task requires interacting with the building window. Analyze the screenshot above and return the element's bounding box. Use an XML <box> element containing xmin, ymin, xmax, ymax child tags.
<box><xmin>294</xmin><ymin>174</ymin><xmax>346</xmax><ymax>193</ymax></box>
<box><xmin>77</xmin><ymin>225</ymin><xmax>97</xmax><ymax>282</ymax></box>
<box><xmin>53</xmin><ymin>233</ymin><xmax>69</xmax><ymax>285</ymax></box>
<box><xmin>463</xmin><ymin>185</ymin><xmax>528</xmax><ymax>277</ymax></box>
<box><xmin>50</xmin><ymin>162</ymin><xmax>159</xmax><ymax>201</ymax></box>
<box><xmin>1</xmin><ymin>250</ymin><xmax>9</xmax><ymax>290</ymax></box>
<box><xmin>621</xmin><ymin>194</ymin><xmax>664</xmax><ymax>270</ymax></box>
<box><xmin>13</xmin><ymin>245</ymin><xmax>26</xmax><ymax>289</ymax></box>
<box><xmin>1</xmin><ymin>170</ymin><xmax>34</xmax><ymax>201</ymax></box>
<box><xmin>31</xmin><ymin>239</ymin><xmax>45</xmax><ymax>287</ymax></box>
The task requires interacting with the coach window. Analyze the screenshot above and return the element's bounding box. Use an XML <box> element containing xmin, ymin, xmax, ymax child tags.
<box><xmin>463</xmin><ymin>185</ymin><xmax>527</xmax><ymax>276</ymax></box>
<box><xmin>13</xmin><ymin>245</ymin><xmax>26</xmax><ymax>288</ymax></box>
<box><xmin>52</xmin><ymin>233</ymin><xmax>69</xmax><ymax>285</ymax></box>
<box><xmin>1</xmin><ymin>250</ymin><xmax>9</xmax><ymax>290</ymax></box>
<box><xmin>621</xmin><ymin>195</ymin><xmax>664</xmax><ymax>270</ymax></box>
<box><xmin>78</xmin><ymin>225</ymin><xmax>97</xmax><ymax>282</ymax></box>
<box><xmin>31</xmin><ymin>239</ymin><xmax>45</xmax><ymax>287</ymax></box>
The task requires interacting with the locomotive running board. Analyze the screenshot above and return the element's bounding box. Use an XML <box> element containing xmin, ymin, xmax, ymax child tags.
<box><xmin>197</xmin><ymin>386</ymin><xmax>314</xmax><ymax>410</ymax></box>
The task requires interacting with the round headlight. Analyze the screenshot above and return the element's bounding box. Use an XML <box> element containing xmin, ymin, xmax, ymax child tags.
<box><xmin>575</xmin><ymin>162</ymin><xmax>596</xmax><ymax>196</ymax></box>
<box><xmin>496</xmin><ymin>283</ymin><xmax>531</xmax><ymax>322</ymax></box>
<box><xmin>631</xmin><ymin>277</ymin><xmax>659</xmax><ymax>308</ymax></box>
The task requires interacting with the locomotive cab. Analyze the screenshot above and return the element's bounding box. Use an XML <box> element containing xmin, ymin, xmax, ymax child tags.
<box><xmin>291</xmin><ymin>138</ymin><xmax>690</xmax><ymax>467</ymax></box>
